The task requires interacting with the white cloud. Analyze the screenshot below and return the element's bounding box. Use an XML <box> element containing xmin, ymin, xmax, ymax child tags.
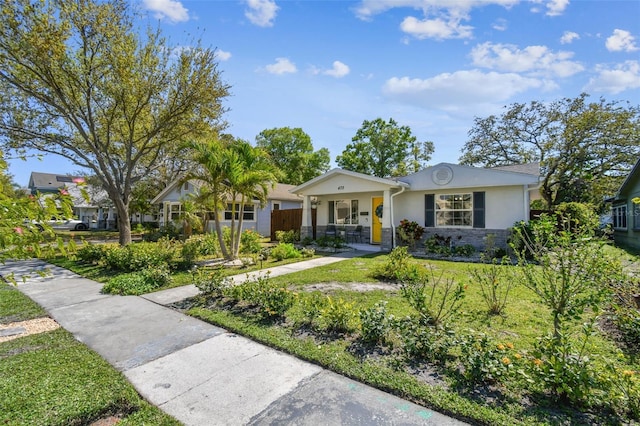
<box><xmin>217</xmin><ymin>50</ymin><xmax>232</xmax><ymax>61</ymax></box>
<box><xmin>400</xmin><ymin>16</ymin><xmax>473</xmax><ymax>40</ymax></box>
<box><xmin>470</xmin><ymin>42</ymin><xmax>584</xmax><ymax>77</ymax></box>
<box><xmin>492</xmin><ymin>18</ymin><xmax>508</xmax><ymax>31</ymax></box>
<box><xmin>264</xmin><ymin>58</ymin><xmax>297</xmax><ymax>75</ymax></box>
<box><xmin>323</xmin><ymin>61</ymin><xmax>350</xmax><ymax>78</ymax></box>
<box><xmin>382</xmin><ymin>70</ymin><xmax>550</xmax><ymax>112</ymax></box>
<box><xmin>142</xmin><ymin>0</ymin><xmax>189</xmax><ymax>23</ymax></box>
<box><xmin>584</xmin><ymin>60</ymin><xmax>640</xmax><ymax>94</ymax></box>
<box><xmin>560</xmin><ymin>31</ymin><xmax>579</xmax><ymax>44</ymax></box>
<box><xmin>606</xmin><ymin>29</ymin><xmax>639</xmax><ymax>52</ymax></box>
<box><xmin>353</xmin><ymin>0</ymin><xmax>518</xmax><ymax>40</ymax></box>
<box><xmin>545</xmin><ymin>0</ymin><xmax>569</xmax><ymax>16</ymax></box>
<box><xmin>245</xmin><ymin>0</ymin><xmax>279</xmax><ymax>27</ymax></box>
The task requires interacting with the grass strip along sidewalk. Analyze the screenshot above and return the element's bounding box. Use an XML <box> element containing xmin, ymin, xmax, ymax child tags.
<box><xmin>0</xmin><ymin>281</ymin><xmax>179</xmax><ymax>426</ymax></box>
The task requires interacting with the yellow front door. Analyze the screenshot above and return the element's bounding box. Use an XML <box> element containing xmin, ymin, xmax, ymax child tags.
<box><xmin>371</xmin><ymin>197</ymin><xmax>383</xmax><ymax>244</ymax></box>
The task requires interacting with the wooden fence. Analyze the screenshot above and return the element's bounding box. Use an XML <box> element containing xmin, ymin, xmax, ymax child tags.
<box><xmin>270</xmin><ymin>208</ymin><xmax>316</xmax><ymax>241</ymax></box>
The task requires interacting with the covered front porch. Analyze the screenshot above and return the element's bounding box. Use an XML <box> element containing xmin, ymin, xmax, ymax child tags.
<box><xmin>291</xmin><ymin>169</ymin><xmax>409</xmax><ymax>251</ymax></box>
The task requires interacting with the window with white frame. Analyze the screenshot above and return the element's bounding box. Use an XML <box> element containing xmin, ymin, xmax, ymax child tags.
<box><xmin>633</xmin><ymin>202</ymin><xmax>640</xmax><ymax>230</ymax></box>
<box><xmin>435</xmin><ymin>194</ymin><xmax>472</xmax><ymax>227</ymax></box>
<box><xmin>328</xmin><ymin>200</ymin><xmax>359</xmax><ymax>225</ymax></box>
<box><xmin>224</xmin><ymin>203</ymin><xmax>255</xmax><ymax>221</ymax></box>
<box><xmin>168</xmin><ymin>203</ymin><xmax>182</xmax><ymax>222</ymax></box>
<box><xmin>612</xmin><ymin>204</ymin><xmax>627</xmax><ymax>229</ymax></box>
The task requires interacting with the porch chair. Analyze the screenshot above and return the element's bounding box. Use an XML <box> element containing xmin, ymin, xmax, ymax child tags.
<box><xmin>325</xmin><ymin>224</ymin><xmax>337</xmax><ymax>238</ymax></box>
<box><xmin>346</xmin><ymin>225</ymin><xmax>363</xmax><ymax>243</ymax></box>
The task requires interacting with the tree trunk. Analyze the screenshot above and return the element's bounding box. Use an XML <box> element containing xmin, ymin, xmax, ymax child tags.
<box><xmin>112</xmin><ymin>195</ymin><xmax>132</xmax><ymax>246</ymax></box>
<box><xmin>117</xmin><ymin>210</ymin><xmax>132</xmax><ymax>245</ymax></box>
<box><xmin>213</xmin><ymin>212</ymin><xmax>230</xmax><ymax>260</ymax></box>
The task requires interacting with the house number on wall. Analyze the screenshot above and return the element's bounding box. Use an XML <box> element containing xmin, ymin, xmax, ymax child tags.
<box><xmin>338</xmin><ymin>185</ymin><xmax>344</xmax><ymax>190</ymax></box>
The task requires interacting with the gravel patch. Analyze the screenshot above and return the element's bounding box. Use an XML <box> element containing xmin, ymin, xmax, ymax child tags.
<box><xmin>0</xmin><ymin>317</ymin><xmax>60</xmax><ymax>343</ymax></box>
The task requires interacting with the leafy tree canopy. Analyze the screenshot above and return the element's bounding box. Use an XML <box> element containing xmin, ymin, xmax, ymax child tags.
<box><xmin>459</xmin><ymin>93</ymin><xmax>640</xmax><ymax>209</ymax></box>
<box><xmin>0</xmin><ymin>0</ymin><xmax>230</xmax><ymax>245</ymax></box>
<box><xmin>255</xmin><ymin>127</ymin><xmax>330</xmax><ymax>185</ymax></box>
<box><xmin>336</xmin><ymin>118</ymin><xmax>434</xmax><ymax>177</ymax></box>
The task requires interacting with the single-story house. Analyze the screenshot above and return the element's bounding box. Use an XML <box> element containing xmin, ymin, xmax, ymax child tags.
<box><xmin>291</xmin><ymin>163</ymin><xmax>540</xmax><ymax>251</ymax></box>
<box><xmin>151</xmin><ymin>179</ymin><xmax>302</xmax><ymax>237</ymax></box>
<box><xmin>610</xmin><ymin>158</ymin><xmax>640</xmax><ymax>250</ymax></box>
<box><xmin>28</xmin><ymin>171</ymin><xmax>117</xmax><ymax>229</ymax></box>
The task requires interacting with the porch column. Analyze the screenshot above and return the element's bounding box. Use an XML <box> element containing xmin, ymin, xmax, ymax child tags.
<box><xmin>300</xmin><ymin>195</ymin><xmax>313</xmax><ymax>240</ymax></box>
<box><xmin>381</xmin><ymin>190</ymin><xmax>393</xmax><ymax>251</ymax></box>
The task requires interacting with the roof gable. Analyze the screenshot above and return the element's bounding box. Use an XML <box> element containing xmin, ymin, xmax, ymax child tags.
<box><xmin>399</xmin><ymin>163</ymin><xmax>539</xmax><ymax>191</ymax></box>
<box><xmin>616</xmin><ymin>158</ymin><xmax>640</xmax><ymax>198</ymax></box>
<box><xmin>291</xmin><ymin>168</ymin><xmax>408</xmax><ymax>195</ymax></box>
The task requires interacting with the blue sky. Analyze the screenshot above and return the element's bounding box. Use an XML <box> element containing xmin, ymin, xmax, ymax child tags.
<box><xmin>8</xmin><ymin>0</ymin><xmax>640</xmax><ymax>186</ymax></box>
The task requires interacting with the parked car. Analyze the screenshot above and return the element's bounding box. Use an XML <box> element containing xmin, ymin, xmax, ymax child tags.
<box><xmin>35</xmin><ymin>219</ymin><xmax>89</xmax><ymax>231</ymax></box>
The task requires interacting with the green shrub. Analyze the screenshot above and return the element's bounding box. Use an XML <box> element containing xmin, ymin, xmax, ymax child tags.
<box><xmin>224</xmin><ymin>273</ymin><xmax>296</xmax><ymax>319</ymax></box>
<box><xmin>299</xmin><ymin>291</ymin><xmax>326</xmax><ymax>328</ymax></box>
<box><xmin>453</xmin><ymin>244</ymin><xmax>475</xmax><ymax>257</ymax></box>
<box><xmin>373</xmin><ymin>246</ymin><xmax>423</xmax><ymax>283</ymax></box>
<box><xmin>397</xmin><ymin>219</ymin><xmax>424</xmax><ymax>250</ymax></box>
<box><xmin>103</xmin><ymin>244</ymin><xmax>132</xmax><ymax>271</ymax></box>
<box><xmin>240</xmin><ymin>229</ymin><xmax>263</xmax><ymax>254</ymax></box>
<box><xmin>103</xmin><ymin>241</ymin><xmax>177</xmax><ymax>271</ymax></box>
<box><xmin>75</xmin><ymin>243</ymin><xmax>107</xmax><ymax>264</ymax></box>
<box><xmin>424</xmin><ymin>234</ymin><xmax>454</xmax><ymax>256</ymax></box>
<box><xmin>275</xmin><ymin>229</ymin><xmax>299</xmax><ymax>244</ymax></box>
<box><xmin>455</xmin><ymin>331</ymin><xmax>521</xmax><ymax>385</ymax></box>
<box><xmin>300</xmin><ymin>247</ymin><xmax>315</xmax><ymax>258</ymax></box>
<box><xmin>102</xmin><ymin>265</ymin><xmax>172</xmax><ymax>295</ymax></box>
<box><xmin>527</xmin><ymin>325</ymin><xmax>603</xmax><ymax>406</ymax></box>
<box><xmin>359</xmin><ymin>301</ymin><xmax>392</xmax><ymax>345</ymax></box>
<box><xmin>183</xmin><ymin>233</ymin><xmax>220</xmax><ymax>258</ymax></box>
<box><xmin>192</xmin><ymin>267</ymin><xmax>228</xmax><ymax>296</ymax></box>
<box><xmin>394</xmin><ymin>318</ymin><xmax>453</xmax><ymax>364</ymax></box>
<box><xmin>270</xmin><ymin>243</ymin><xmax>301</xmax><ymax>261</ymax></box>
<box><xmin>320</xmin><ymin>296</ymin><xmax>358</xmax><ymax>334</ymax></box>
<box><xmin>143</xmin><ymin>223</ymin><xmax>180</xmax><ymax>242</ymax></box>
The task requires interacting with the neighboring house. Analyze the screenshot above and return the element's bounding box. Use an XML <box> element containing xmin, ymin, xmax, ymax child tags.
<box><xmin>291</xmin><ymin>163</ymin><xmax>540</xmax><ymax>251</ymax></box>
<box><xmin>28</xmin><ymin>171</ymin><xmax>116</xmax><ymax>229</ymax></box>
<box><xmin>151</xmin><ymin>179</ymin><xmax>302</xmax><ymax>237</ymax></box>
<box><xmin>610</xmin><ymin>158</ymin><xmax>640</xmax><ymax>250</ymax></box>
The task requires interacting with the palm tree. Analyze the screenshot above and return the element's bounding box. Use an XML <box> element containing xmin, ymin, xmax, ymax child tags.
<box><xmin>223</xmin><ymin>140</ymin><xmax>279</xmax><ymax>258</ymax></box>
<box><xmin>183</xmin><ymin>137</ymin><xmax>280</xmax><ymax>260</ymax></box>
<box><xmin>183</xmin><ymin>138</ymin><xmax>230</xmax><ymax>258</ymax></box>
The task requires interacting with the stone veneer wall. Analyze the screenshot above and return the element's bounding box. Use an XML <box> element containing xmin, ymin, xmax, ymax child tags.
<box><xmin>419</xmin><ymin>228</ymin><xmax>511</xmax><ymax>251</ymax></box>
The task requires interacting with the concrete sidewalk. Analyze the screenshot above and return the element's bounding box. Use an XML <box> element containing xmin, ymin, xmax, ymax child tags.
<box><xmin>1</xmin><ymin>256</ymin><xmax>467</xmax><ymax>426</ymax></box>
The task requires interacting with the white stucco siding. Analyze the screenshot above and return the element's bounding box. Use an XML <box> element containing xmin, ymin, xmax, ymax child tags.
<box><xmin>305</xmin><ymin>175</ymin><xmax>399</xmax><ymax>196</ymax></box>
<box><xmin>484</xmin><ymin>186</ymin><xmax>527</xmax><ymax>228</ymax></box>
<box><xmin>393</xmin><ymin>186</ymin><xmax>527</xmax><ymax>230</ymax></box>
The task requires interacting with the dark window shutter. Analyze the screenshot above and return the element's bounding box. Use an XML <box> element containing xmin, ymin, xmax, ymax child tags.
<box><xmin>425</xmin><ymin>194</ymin><xmax>435</xmax><ymax>227</ymax></box>
<box><xmin>473</xmin><ymin>192</ymin><xmax>485</xmax><ymax>228</ymax></box>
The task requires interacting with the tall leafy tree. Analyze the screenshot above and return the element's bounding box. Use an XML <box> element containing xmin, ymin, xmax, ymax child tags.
<box><xmin>459</xmin><ymin>93</ymin><xmax>640</xmax><ymax>208</ymax></box>
<box><xmin>255</xmin><ymin>127</ymin><xmax>330</xmax><ymax>185</ymax></box>
<box><xmin>336</xmin><ymin>118</ymin><xmax>434</xmax><ymax>177</ymax></box>
<box><xmin>0</xmin><ymin>0</ymin><xmax>230</xmax><ymax>245</ymax></box>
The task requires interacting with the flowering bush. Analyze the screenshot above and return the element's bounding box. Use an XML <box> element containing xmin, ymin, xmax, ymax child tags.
<box><xmin>397</xmin><ymin>219</ymin><xmax>424</xmax><ymax>250</ymax></box>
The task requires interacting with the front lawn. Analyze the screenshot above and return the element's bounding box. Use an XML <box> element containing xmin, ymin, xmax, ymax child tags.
<box><xmin>0</xmin><ymin>282</ymin><xmax>179</xmax><ymax>425</ymax></box>
<box><xmin>176</xmin><ymin>247</ymin><xmax>640</xmax><ymax>425</ymax></box>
